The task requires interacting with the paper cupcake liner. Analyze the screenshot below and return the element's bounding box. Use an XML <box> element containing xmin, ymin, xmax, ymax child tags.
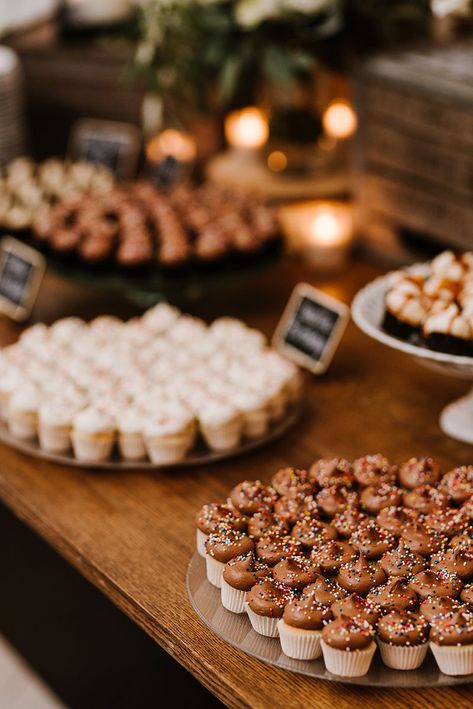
<box><xmin>277</xmin><ymin>621</ymin><xmax>322</xmax><ymax>660</ymax></box>
<box><xmin>200</xmin><ymin>420</ymin><xmax>243</xmax><ymax>452</ymax></box>
<box><xmin>245</xmin><ymin>603</ymin><xmax>279</xmax><ymax>638</ymax></box>
<box><xmin>243</xmin><ymin>410</ymin><xmax>269</xmax><ymax>439</ymax></box>
<box><xmin>38</xmin><ymin>424</ymin><xmax>71</xmax><ymax>453</ymax></box>
<box><xmin>221</xmin><ymin>578</ymin><xmax>247</xmax><ymax>614</ymax></box>
<box><xmin>71</xmin><ymin>432</ymin><xmax>114</xmax><ymax>462</ymax></box>
<box><xmin>145</xmin><ymin>432</ymin><xmax>193</xmax><ymax>464</ymax></box>
<box><xmin>378</xmin><ymin>640</ymin><xmax>428</xmax><ymax>670</ymax></box>
<box><xmin>321</xmin><ymin>640</ymin><xmax>376</xmax><ymax>677</ymax></box>
<box><xmin>267</xmin><ymin>393</ymin><xmax>286</xmax><ymax>421</ymax></box>
<box><xmin>196</xmin><ymin>528</ymin><xmax>208</xmax><ymax>557</ymax></box>
<box><xmin>205</xmin><ymin>555</ymin><xmax>225</xmax><ymax>588</ymax></box>
<box><xmin>430</xmin><ymin>642</ymin><xmax>473</xmax><ymax>676</ymax></box>
<box><xmin>118</xmin><ymin>433</ymin><xmax>147</xmax><ymax>461</ymax></box>
<box><xmin>8</xmin><ymin>412</ymin><xmax>37</xmax><ymax>440</ymax></box>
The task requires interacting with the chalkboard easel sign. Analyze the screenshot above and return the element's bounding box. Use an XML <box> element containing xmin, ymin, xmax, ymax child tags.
<box><xmin>0</xmin><ymin>237</ymin><xmax>46</xmax><ymax>321</ymax></box>
<box><xmin>273</xmin><ymin>283</ymin><xmax>350</xmax><ymax>374</ymax></box>
<box><xmin>69</xmin><ymin>119</ymin><xmax>141</xmax><ymax>180</ymax></box>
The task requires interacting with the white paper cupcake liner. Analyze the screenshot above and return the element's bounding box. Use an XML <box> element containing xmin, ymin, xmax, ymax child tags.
<box><xmin>38</xmin><ymin>424</ymin><xmax>71</xmax><ymax>453</ymax></box>
<box><xmin>430</xmin><ymin>642</ymin><xmax>473</xmax><ymax>676</ymax></box>
<box><xmin>277</xmin><ymin>620</ymin><xmax>322</xmax><ymax>660</ymax></box>
<box><xmin>118</xmin><ymin>432</ymin><xmax>147</xmax><ymax>461</ymax></box>
<box><xmin>71</xmin><ymin>432</ymin><xmax>114</xmax><ymax>462</ymax></box>
<box><xmin>321</xmin><ymin>640</ymin><xmax>376</xmax><ymax>677</ymax></box>
<box><xmin>378</xmin><ymin>640</ymin><xmax>428</xmax><ymax>670</ymax></box>
<box><xmin>145</xmin><ymin>432</ymin><xmax>193</xmax><ymax>464</ymax></box>
<box><xmin>205</xmin><ymin>555</ymin><xmax>225</xmax><ymax>588</ymax></box>
<box><xmin>245</xmin><ymin>603</ymin><xmax>279</xmax><ymax>637</ymax></box>
<box><xmin>200</xmin><ymin>419</ymin><xmax>243</xmax><ymax>451</ymax></box>
<box><xmin>221</xmin><ymin>578</ymin><xmax>247</xmax><ymax>614</ymax></box>
<box><xmin>243</xmin><ymin>409</ymin><xmax>269</xmax><ymax>439</ymax></box>
<box><xmin>196</xmin><ymin>528</ymin><xmax>208</xmax><ymax>557</ymax></box>
<box><xmin>8</xmin><ymin>412</ymin><xmax>37</xmax><ymax>440</ymax></box>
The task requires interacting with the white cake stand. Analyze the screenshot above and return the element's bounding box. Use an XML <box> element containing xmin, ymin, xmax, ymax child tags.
<box><xmin>352</xmin><ymin>271</ymin><xmax>473</xmax><ymax>445</ymax></box>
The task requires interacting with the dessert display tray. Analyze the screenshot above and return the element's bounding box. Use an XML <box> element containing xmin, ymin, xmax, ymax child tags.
<box><xmin>352</xmin><ymin>270</ymin><xmax>473</xmax><ymax>445</ymax></box>
<box><xmin>0</xmin><ymin>404</ymin><xmax>301</xmax><ymax>471</ymax></box>
<box><xmin>186</xmin><ymin>553</ymin><xmax>473</xmax><ymax>688</ymax></box>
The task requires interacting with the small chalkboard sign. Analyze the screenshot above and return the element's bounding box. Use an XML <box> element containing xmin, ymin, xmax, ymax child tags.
<box><xmin>69</xmin><ymin>119</ymin><xmax>141</xmax><ymax>180</ymax></box>
<box><xmin>273</xmin><ymin>283</ymin><xmax>349</xmax><ymax>374</ymax></box>
<box><xmin>0</xmin><ymin>237</ymin><xmax>46</xmax><ymax>321</ymax></box>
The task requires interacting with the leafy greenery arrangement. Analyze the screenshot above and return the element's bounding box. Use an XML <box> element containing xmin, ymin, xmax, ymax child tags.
<box><xmin>133</xmin><ymin>0</ymin><xmax>473</xmax><ymax>118</ymax></box>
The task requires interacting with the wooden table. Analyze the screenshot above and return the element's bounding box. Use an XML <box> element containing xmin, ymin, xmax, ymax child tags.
<box><xmin>0</xmin><ymin>258</ymin><xmax>472</xmax><ymax>709</ymax></box>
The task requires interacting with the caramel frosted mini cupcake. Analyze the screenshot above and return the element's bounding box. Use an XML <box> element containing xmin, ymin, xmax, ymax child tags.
<box><xmin>272</xmin><ymin>556</ymin><xmax>320</xmax><ymax>590</ymax></box>
<box><xmin>195</xmin><ymin>503</ymin><xmax>247</xmax><ymax>557</ymax></box>
<box><xmin>338</xmin><ymin>554</ymin><xmax>386</xmax><ymax>596</ymax></box>
<box><xmin>245</xmin><ymin>579</ymin><xmax>295</xmax><ymax>637</ymax></box>
<box><xmin>430</xmin><ymin>610</ymin><xmax>473</xmax><ymax>675</ymax></box>
<box><xmin>353</xmin><ymin>454</ymin><xmax>397</xmax><ymax>488</ymax></box>
<box><xmin>331</xmin><ymin>594</ymin><xmax>380</xmax><ymax>626</ymax></box>
<box><xmin>378</xmin><ymin>611</ymin><xmax>429</xmax><ymax>670</ymax></box>
<box><xmin>398</xmin><ymin>457</ymin><xmax>442</xmax><ymax>490</ymax></box>
<box><xmin>409</xmin><ymin>569</ymin><xmax>463</xmax><ymax>601</ymax></box>
<box><xmin>278</xmin><ymin>587</ymin><xmax>333</xmax><ymax>660</ymax></box>
<box><xmin>71</xmin><ymin>406</ymin><xmax>115</xmax><ymax>462</ymax></box>
<box><xmin>321</xmin><ymin>615</ymin><xmax>376</xmax><ymax>677</ymax></box>
<box><xmin>367</xmin><ymin>577</ymin><xmax>418</xmax><ymax>614</ymax></box>
<box><xmin>221</xmin><ymin>552</ymin><xmax>269</xmax><ymax>613</ymax></box>
<box><xmin>205</xmin><ymin>527</ymin><xmax>254</xmax><ymax>588</ymax></box>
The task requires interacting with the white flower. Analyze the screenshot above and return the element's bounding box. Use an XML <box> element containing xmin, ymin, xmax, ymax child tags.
<box><xmin>281</xmin><ymin>0</ymin><xmax>334</xmax><ymax>14</ymax></box>
<box><xmin>431</xmin><ymin>0</ymin><xmax>471</xmax><ymax>17</ymax></box>
<box><xmin>235</xmin><ymin>0</ymin><xmax>280</xmax><ymax>28</ymax></box>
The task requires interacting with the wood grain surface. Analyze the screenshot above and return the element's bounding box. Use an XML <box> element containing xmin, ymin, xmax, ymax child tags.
<box><xmin>0</xmin><ymin>258</ymin><xmax>473</xmax><ymax>709</ymax></box>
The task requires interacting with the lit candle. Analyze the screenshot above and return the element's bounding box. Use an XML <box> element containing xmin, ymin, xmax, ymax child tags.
<box><xmin>146</xmin><ymin>128</ymin><xmax>197</xmax><ymax>185</ymax></box>
<box><xmin>278</xmin><ymin>200</ymin><xmax>354</xmax><ymax>272</ymax></box>
<box><xmin>322</xmin><ymin>100</ymin><xmax>357</xmax><ymax>140</ymax></box>
<box><xmin>224</xmin><ymin>106</ymin><xmax>269</xmax><ymax>150</ymax></box>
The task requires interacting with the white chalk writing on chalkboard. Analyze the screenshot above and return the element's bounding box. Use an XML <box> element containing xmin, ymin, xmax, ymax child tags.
<box><xmin>0</xmin><ymin>237</ymin><xmax>45</xmax><ymax>321</ymax></box>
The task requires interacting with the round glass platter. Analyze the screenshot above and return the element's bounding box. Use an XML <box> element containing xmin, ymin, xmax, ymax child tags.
<box><xmin>0</xmin><ymin>404</ymin><xmax>301</xmax><ymax>471</ymax></box>
<box><xmin>186</xmin><ymin>553</ymin><xmax>473</xmax><ymax>688</ymax></box>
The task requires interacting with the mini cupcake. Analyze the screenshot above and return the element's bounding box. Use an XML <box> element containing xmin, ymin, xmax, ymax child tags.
<box><xmin>245</xmin><ymin>579</ymin><xmax>294</xmax><ymax>637</ymax></box>
<box><xmin>461</xmin><ymin>583</ymin><xmax>473</xmax><ymax>609</ymax></box>
<box><xmin>290</xmin><ymin>515</ymin><xmax>337</xmax><ymax>548</ymax></box>
<box><xmin>383</xmin><ymin>272</ymin><xmax>428</xmax><ymax>341</ymax></box>
<box><xmin>198</xmin><ymin>401</ymin><xmax>243</xmax><ymax>451</ymax></box>
<box><xmin>272</xmin><ymin>556</ymin><xmax>321</xmax><ymax>590</ymax></box>
<box><xmin>117</xmin><ymin>408</ymin><xmax>146</xmax><ymax>461</ymax></box>
<box><xmin>195</xmin><ymin>503</ymin><xmax>247</xmax><ymax>557</ymax></box>
<box><xmin>409</xmin><ymin>569</ymin><xmax>463</xmax><ymax>601</ymax></box>
<box><xmin>229</xmin><ymin>480</ymin><xmax>277</xmax><ymax>515</ymax></box>
<box><xmin>403</xmin><ymin>484</ymin><xmax>449</xmax><ymax>515</ymax></box>
<box><xmin>431</xmin><ymin>547</ymin><xmax>473</xmax><ymax>581</ymax></box>
<box><xmin>424</xmin><ymin>507</ymin><xmax>468</xmax><ymax>538</ymax></box>
<box><xmin>398</xmin><ymin>457</ymin><xmax>442</xmax><ymax>490</ymax></box>
<box><xmin>367</xmin><ymin>577</ymin><xmax>418</xmax><ymax>614</ymax></box>
<box><xmin>311</xmin><ymin>540</ymin><xmax>358</xmax><ymax>575</ymax></box>
<box><xmin>352</xmin><ymin>454</ymin><xmax>397</xmax><ymax>488</ymax></box>
<box><xmin>349</xmin><ymin>520</ymin><xmax>395</xmax><ymax>560</ymax></box>
<box><xmin>430</xmin><ymin>610</ymin><xmax>473</xmax><ymax>675</ymax></box>
<box><xmin>38</xmin><ymin>397</ymin><xmax>81</xmax><ymax>453</ymax></box>
<box><xmin>143</xmin><ymin>405</ymin><xmax>195</xmax><ymax>464</ymax></box>
<box><xmin>377</xmin><ymin>611</ymin><xmax>429</xmax><ymax>670</ymax></box>
<box><xmin>255</xmin><ymin>534</ymin><xmax>302</xmax><ymax>566</ymax></box>
<box><xmin>278</xmin><ymin>588</ymin><xmax>333</xmax><ymax>660</ymax></box>
<box><xmin>360</xmin><ymin>483</ymin><xmax>402</xmax><ymax>515</ymax></box>
<box><xmin>331</xmin><ymin>593</ymin><xmax>380</xmax><ymax>626</ymax></box>
<box><xmin>7</xmin><ymin>383</ymin><xmax>41</xmax><ymax>440</ymax></box>
<box><xmin>205</xmin><ymin>527</ymin><xmax>254</xmax><ymax>588</ymax></box>
<box><xmin>271</xmin><ymin>467</ymin><xmax>314</xmax><ymax>497</ymax></box>
<box><xmin>332</xmin><ymin>498</ymin><xmax>365</xmax><ymax>538</ymax></box>
<box><xmin>247</xmin><ymin>509</ymin><xmax>288</xmax><ymax>540</ymax></box>
<box><xmin>274</xmin><ymin>492</ymin><xmax>318</xmax><ymax>526</ymax></box>
<box><xmin>309</xmin><ymin>458</ymin><xmax>354</xmax><ymax>489</ymax></box>
<box><xmin>420</xmin><ymin>596</ymin><xmax>461</xmax><ymax>622</ymax></box>
<box><xmin>440</xmin><ymin>466</ymin><xmax>473</xmax><ymax>506</ymax></box>
<box><xmin>379</xmin><ymin>541</ymin><xmax>426</xmax><ymax>578</ymax></box>
<box><xmin>338</xmin><ymin>553</ymin><xmax>386</xmax><ymax>596</ymax></box>
<box><xmin>221</xmin><ymin>552</ymin><xmax>269</xmax><ymax>613</ymax></box>
<box><xmin>317</xmin><ymin>485</ymin><xmax>353</xmax><ymax>518</ymax></box>
<box><xmin>71</xmin><ymin>406</ymin><xmax>115</xmax><ymax>462</ymax></box>
<box><xmin>232</xmin><ymin>388</ymin><xmax>269</xmax><ymax>440</ymax></box>
<box><xmin>304</xmin><ymin>575</ymin><xmax>347</xmax><ymax>607</ymax></box>
<box><xmin>400</xmin><ymin>522</ymin><xmax>445</xmax><ymax>557</ymax></box>
<box><xmin>376</xmin><ymin>506</ymin><xmax>419</xmax><ymax>537</ymax></box>
<box><xmin>321</xmin><ymin>615</ymin><xmax>376</xmax><ymax>677</ymax></box>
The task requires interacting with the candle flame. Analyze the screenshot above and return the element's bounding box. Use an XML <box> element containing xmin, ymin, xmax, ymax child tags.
<box><xmin>224</xmin><ymin>106</ymin><xmax>269</xmax><ymax>150</ymax></box>
<box><xmin>322</xmin><ymin>101</ymin><xmax>357</xmax><ymax>140</ymax></box>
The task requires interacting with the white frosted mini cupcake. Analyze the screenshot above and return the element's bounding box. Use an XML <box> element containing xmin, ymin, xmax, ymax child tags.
<box><xmin>278</xmin><ymin>588</ymin><xmax>333</xmax><ymax>660</ymax></box>
<box><xmin>144</xmin><ymin>404</ymin><xmax>195</xmax><ymax>464</ymax></box>
<box><xmin>38</xmin><ymin>398</ymin><xmax>82</xmax><ymax>453</ymax></box>
<box><xmin>321</xmin><ymin>616</ymin><xmax>376</xmax><ymax>677</ymax></box>
<box><xmin>71</xmin><ymin>406</ymin><xmax>116</xmax><ymax>462</ymax></box>
<box><xmin>142</xmin><ymin>302</ymin><xmax>180</xmax><ymax>334</ymax></box>
<box><xmin>7</xmin><ymin>383</ymin><xmax>42</xmax><ymax>439</ymax></box>
<box><xmin>117</xmin><ymin>408</ymin><xmax>146</xmax><ymax>461</ymax></box>
<box><xmin>232</xmin><ymin>389</ymin><xmax>269</xmax><ymax>439</ymax></box>
<box><xmin>0</xmin><ymin>366</ymin><xmax>23</xmax><ymax>422</ymax></box>
<box><xmin>198</xmin><ymin>402</ymin><xmax>243</xmax><ymax>451</ymax></box>
<box><xmin>377</xmin><ymin>611</ymin><xmax>429</xmax><ymax>670</ymax></box>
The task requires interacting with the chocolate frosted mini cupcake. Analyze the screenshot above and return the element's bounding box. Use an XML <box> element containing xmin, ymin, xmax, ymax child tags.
<box><xmin>205</xmin><ymin>528</ymin><xmax>254</xmax><ymax>588</ymax></box>
<box><xmin>256</xmin><ymin>534</ymin><xmax>302</xmax><ymax>566</ymax></box>
<box><xmin>353</xmin><ymin>454</ymin><xmax>397</xmax><ymax>488</ymax></box>
<box><xmin>440</xmin><ymin>466</ymin><xmax>473</xmax><ymax>506</ymax></box>
<box><xmin>398</xmin><ymin>457</ymin><xmax>442</xmax><ymax>490</ymax></box>
<box><xmin>196</xmin><ymin>503</ymin><xmax>247</xmax><ymax>557</ymax></box>
<box><xmin>247</xmin><ymin>509</ymin><xmax>289</xmax><ymax>540</ymax></box>
<box><xmin>431</xmin><ymin>547</ymin><xmax>473</xmax><ymax>581</ymax></box>
<box><xmin>303</xmin><ymin>575</ymin><xmax>347</xmax><ymax>607</ymax></box>
<box><xmin>424</xmin><ymin>507</ymin><xmax>468</xmax><ymax>538</ymax></box>
<box><xmin>245</xmin><ymin>579</ymin><xmax>295</xmax><ymax>637</ymax></box>
<box><xmin>420</xmin><ymin>596</ymin><xmax>461</xmax><ymax>622</ymax></box>
<box><xmin>291</xmin><ymin>516</ymin><xmax>337</xmax><ymax>548</ymax></box>
<box><xmin>274</xmin><ymin>491</ymin><xmax>317</xmax><ymax>526</ymax></box>
<box><xmin>376</xmin><ymin>506</ymin><xmax>419</xmax><ymax>537</ymax></box>
<box><xmin>450</xmin><ymin>528</ymin><xmax>473</xmax><ymax>554</ymax></box>
<box><xmin>409</xmin><ymin>569</ymin><xmax>463</xmax><ymax>601</ymax></box>
<box><xmin>321</xmin><ymin>616</ymin><xmax>376</xmax><ymax>677</ymax></box>
<box><xmin>309</xmin><ymin>458</ymin><xmax>354</xmax><ymax>489</ymax></box>
<box><xmin>338</xmin><ymin>554</ymin><xmax>386</xmax><ymax>596</ymax></box>
<box><xmin>333</xmin><ymin>499</ymin><xmax>365</xmax><ymax>539</ymax></box>
<box><xmin>360</xmin><ymin>483</ymin><xmax>402</xmax><ymax>515</ymax></box>
<box><xmin>461</xmin><ymin>583</ymin><xmax>473</xmax><ymax>608</ymax></box>
<box><xmin>229</xmin><ymin>480</ymin><xmax>277</xmax><ymax>515</ymax></box>
<box><xmin>403</xmin><ymin>484</ymin><xmax>449</xmax><ymax>514</ymax></box>
<box><xmin>380</xmin><ymin>541</ymin><xmax>426</xmax><ymax>578</ymax></box>
<box><xmin>272</xmin><ymin>556</ymin><xmax>321</xmax><ymax>590</ymax></box>
<box><xmin>311</xmin><ymin>540</ymin><xmax>358</xmax><ymax>575</ymax></box>
<box><xmin>317</xmin><ymin>485</ymin><xmax>353</xmax><ymax>518</ymax></box>
<box><xmin>331</xmin><ymin>594</ymin><xmax>380</xmax><ymax>626</ymax></box>
<box><xmin>278</xmin><ymin>588</ymin><xmax>333</xmax><ymax>660</ymax></box>
<box><xmin>221</xmin><ymin>552</ymin><xmax>269</xmax><ymax>613</ymax></box>
<box><xmin>349</xmin><ymin>520</ymin><xmax>395</xmax><ymax>560</ymax></box>
<box><xmin>378</xmin><ymin>611</ymin><xmax>429</xmax><ymax>670</ymax></box>
<box><xmin>400</xmin><ymin>522</ymin><xmax>445</xmax><ymax>557</ymax></box>
<box><xmin>367</xmin><ymin>578</ymin><xmax>418</xmax><ymax>614</ymax></box>
<box><xmin>271</xmin><ymin>467</ymin><xmax>314</xmax><ymax>497</ymax></box>
<box><xmin>430</xmin><ymin>610</ymin><xmax>473</xmax><ymax>675</ymax></box>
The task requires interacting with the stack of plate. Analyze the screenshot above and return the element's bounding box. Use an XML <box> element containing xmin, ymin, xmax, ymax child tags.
<box><xmin>0</xmin><ymin>46</ymin><xmax>26</xmax><ymax>166</ymax></box>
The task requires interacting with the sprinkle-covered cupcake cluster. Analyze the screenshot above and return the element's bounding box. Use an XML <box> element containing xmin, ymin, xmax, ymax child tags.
<box><xmin>196</xmin><ymin>456</ymin><xmax>473</xmax><ymax>676</ymax></box>
<box><xmin>0</xmin><ymin>305</ymin><xmax>301</xmax><ymax>463</ymax></box>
